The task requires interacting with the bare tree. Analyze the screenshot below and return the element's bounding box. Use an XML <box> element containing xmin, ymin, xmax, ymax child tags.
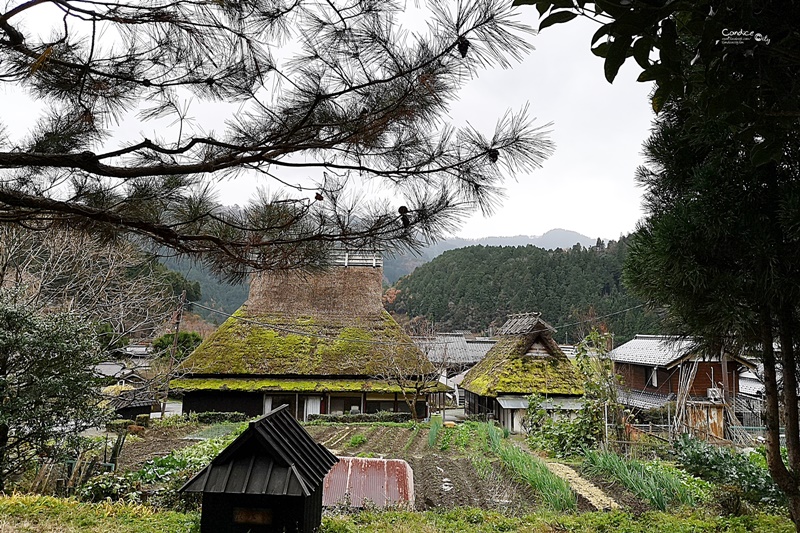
<box><xmin>0</xmin><ymin>224</ymin><xmax>173</xmax><ymax>347</ymax></box>
<box><xmin>373</xmin><ymin>317</ymin><xmax>450</xmax><ymax>421</ymax></box>
<box><xmin>0</xmin><ymin>0</ymin><xmax>553</xmax><ymax>279</ymax></box>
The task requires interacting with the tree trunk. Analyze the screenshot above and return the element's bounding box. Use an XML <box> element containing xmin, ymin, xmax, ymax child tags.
<box><xmin>779</xmin><ymin>310</ymin><xmax>800</xmax><ymax>529</ymax></box>
<box><xmin>0</xmin><ymin>422</ymin><xmax>8</xmax><ymax>493</ymax></box>
<box><xmin>762</xmin><ymin>309</ymin><xmax>800</xmax><ymax>529</ymax></box>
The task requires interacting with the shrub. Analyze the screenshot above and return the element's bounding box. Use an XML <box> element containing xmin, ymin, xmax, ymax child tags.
<box><xmin>194</xmin><ymin>411</ymin><xmax>247</xmax><ymax>424</ymax></box>
<box><xmin>106</xmin><ymin>419</ymin><xmax>135</xmax><ymax>433</ymax></box>
<box><xmin>150</xmin><ymin>413</ymin><xmax>198</xmax><ymax>429</ymax></box>
<box><xmin>79</xmin><ymin>472</ymin><xmax>141</xmax><ymax>503</ymax></box>
<box><xmin>347</xmin><ymin>434</ymin><xmax>367</xmax><ymax>448</ymax></box>
<box><xmin>673</xmin><ymin>435</ymin><xmax>786</xmax><ymax>507</ymax></box>
<box><xmin>525</xmin><ymin>395</ymin><xmax>600</xmax><ymax>458</ymax></box>
<box><xmin>135</xmin><ymin>414</ymin><xmax>151</xmax><ymax>428</ymax></box>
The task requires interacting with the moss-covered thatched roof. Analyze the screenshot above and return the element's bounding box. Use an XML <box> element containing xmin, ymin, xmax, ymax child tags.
<box><xmin>461</xmin><ymin>332</ymin><xmax>584</xmax><ymax>398</ymax></box>
<box><xmin>172</xmin><ymin>377</ymin><xmax>449</xmax><ymax>394</ymax></box>
<box><xmin>180</xmin><ymin>307</ymin><xmax>427</xmax><ymax>377</ymax></box>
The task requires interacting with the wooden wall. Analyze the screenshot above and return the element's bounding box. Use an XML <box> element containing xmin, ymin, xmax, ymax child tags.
<box><xmin>615</xmin><ymin>361</ymin><xmax>740</xmax><ymax>397</ymax></box>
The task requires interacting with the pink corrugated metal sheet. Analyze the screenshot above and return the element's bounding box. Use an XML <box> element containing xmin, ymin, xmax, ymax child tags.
<box><xmin>322</xmin><ymin>457</ymin><xmax>414</xmax><ymax>508</ymax></box>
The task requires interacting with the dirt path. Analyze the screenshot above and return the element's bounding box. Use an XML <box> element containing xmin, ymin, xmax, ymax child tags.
<box><xmin>545</xmin><ymin>462</ymin><xmax>619</xmax><ymax>511</ymax></box>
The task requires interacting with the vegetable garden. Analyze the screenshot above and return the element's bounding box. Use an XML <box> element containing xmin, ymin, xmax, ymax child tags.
<box><xmin>0</xmin><ymin>414</ymin><xmax>794</xmax><ymax>532</ymax></box>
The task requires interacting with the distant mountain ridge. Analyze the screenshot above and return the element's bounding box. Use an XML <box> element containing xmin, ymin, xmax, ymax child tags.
<box><xmin>163</xmin><ymin>229</ymin><xmax>600</xmax><ymax>319</ymax></box>
<box><xmin>384</xmin><ymin>228</ymin><xmax>597</xmax><ymax>284</ymax></box>
<box><xmin>384</xmin><ymin>235</ymin><xmax>662</xmax><ymax>342</ymax></box>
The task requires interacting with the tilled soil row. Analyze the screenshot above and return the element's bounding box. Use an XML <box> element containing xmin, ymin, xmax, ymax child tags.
<box><xmin>405</xmin><ymin>454</ymin><xmax>535</xmax><ymax>513</ymax></box>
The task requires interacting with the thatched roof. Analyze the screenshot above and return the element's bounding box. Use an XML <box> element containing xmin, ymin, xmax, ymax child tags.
<box><xmin>171</xmin><ymin>377</ymin><xmax>448</xmax><ymax>393</ymax></box>
<box><xmin>461</xmin><ymin>316</ymin><xmax>583</xmax><ymax>398</ymax></box>
<box><xmin>180</xmin><ymin>307</ymin><xmax>426</xmax><ymax>376</ymax></box>
<box><xmin>179</xmin><ymin>265</ymin><xmax>428</xmax><ymax>382</ymax></box>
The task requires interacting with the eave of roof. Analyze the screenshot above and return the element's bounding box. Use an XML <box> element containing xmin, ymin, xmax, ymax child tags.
<box><xmin>172</xmin><ymin>377</ymin><xmax>449</xmax><ymax>394</ymax></box>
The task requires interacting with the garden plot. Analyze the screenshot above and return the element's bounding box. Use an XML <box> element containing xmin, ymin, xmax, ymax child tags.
<box><xmin>304</xmin><ymin>422</ymin><xmax>538</xmax><ymax>513</ymax></box>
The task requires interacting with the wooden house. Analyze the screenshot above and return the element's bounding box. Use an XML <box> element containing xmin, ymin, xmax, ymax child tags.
<box><xmin>460</xmin><ymin>313</ymin><xmax>584</xmax><ymax>433</ymax></box>
<box><xmin>610</xmin><ymin>335</ymin><xmax>756</xmax><ymax>409</ymax></box>
<box><xmin>180</xmin><ymin>404</ymin><xmax>337</xmax><ymax>533</ymax></box>
<box><xmin>173</xmin><ymin>252</ymin><xmax>440</xmax><ymax>420</ymax></box>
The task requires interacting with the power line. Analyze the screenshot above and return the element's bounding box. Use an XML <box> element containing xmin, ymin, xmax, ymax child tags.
<box><xmin>189</xmin><ymin>300</ymin><xmax>646</xmax><ymax>347</ymax></box>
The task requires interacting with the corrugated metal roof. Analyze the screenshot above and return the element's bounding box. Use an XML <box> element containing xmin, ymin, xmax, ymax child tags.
<box><xmin>322</xmin><ymin>457</ymin><xmax>414</xmax><ymax>508</ymax></box>
<box><xmin>498</xmin><ymin>313</ymin><xmax>555</xmax><ymax>336</ymax></box>
<box><xmin>181</xmin><ymin>404</ymin><xmax>338</xmax><ymax>496</ymax></box>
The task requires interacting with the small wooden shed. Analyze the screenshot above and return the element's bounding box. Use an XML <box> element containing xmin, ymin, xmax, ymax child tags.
<box><xmin>180</xmin><ymin>405</ymin><xmax>338</xmax><ymax>533</ymax></box>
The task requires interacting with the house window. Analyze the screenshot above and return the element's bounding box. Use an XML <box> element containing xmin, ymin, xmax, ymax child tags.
<box><xmin>645</xmin><ymin>367</ymin><xmax>658</xmax><ymax>388</ymax></box>
<box><xmin>329</xmin><ymin>395</ymin><xmax>362</xmax><ymax>415</ymax></box>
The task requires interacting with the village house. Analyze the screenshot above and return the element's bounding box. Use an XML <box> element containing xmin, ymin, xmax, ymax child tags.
<box><xmin>610</xmin><ymin>334</ymin><xmax>755</xmax><ymax>410</ymax></box>
<box><xmin>460</xmin><ymin>313</ymin><xmax>584</xmax><ymax>433</ymax></box>
<box><xmin>173</xmin><ymin>252</ymin><xmax>441</xmax><ymax>421</ymax></box>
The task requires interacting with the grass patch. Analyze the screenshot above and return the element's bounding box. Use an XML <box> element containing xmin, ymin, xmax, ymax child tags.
<box><xmin>582</xmin><ymin>450</ymin><xmax>699</xmax><ymax>511</ymax></box>
<box><xmin>483</xmin><ymin>423</ymin><xmax>576</xmax><ymax>512</ymax></box>
<box><xmin>319</xmin><ymin>508</ymin><xmax>794</xmax><ymax>533</ymax></box>
<box><xmin>427</xmin><ymin>417</ymin><xmax>442</xmax><ymax>448</ymax></box>
<box><xmin>0</xmin><ymin>495</ymin><xmax>198</xmax><ymax>533</ymax></box>
<box><xmin>347</xmin><ymin>434</ymin><xmax>367</xmax><ymax>448</ymax></box>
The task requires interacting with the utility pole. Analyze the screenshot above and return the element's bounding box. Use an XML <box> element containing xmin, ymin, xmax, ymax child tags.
<box><xmin>160</xmin><ymin>290</ymin><xmax>186</xmax><ymax>418</ymax></box>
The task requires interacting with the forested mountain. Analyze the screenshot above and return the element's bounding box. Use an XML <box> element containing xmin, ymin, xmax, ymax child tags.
<box><xmin>384</xmin><ymin>237</ymin><xmax>663</xmax><ymax>344</ymax></box>
<box><xmin>383</xmin><ymin>229</ymin><xmax>597</xmax><ymax>283</ymax></box>
<box><xmin>159</xmin><ymin>256</ymin><xmax>248</xmax><ymax>324</ymax></box>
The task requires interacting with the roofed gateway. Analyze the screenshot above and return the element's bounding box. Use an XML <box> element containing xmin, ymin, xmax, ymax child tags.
<box><xmin>174</xmin><ymin>252</ymin><xmax>438</xmax><ymax>420</ymax></box>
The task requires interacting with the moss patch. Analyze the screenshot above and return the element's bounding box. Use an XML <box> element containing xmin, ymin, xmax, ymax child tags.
<box><xmin>461</xmin><ymin>334</ymin><xmax>584</xmax><ymax>397</ymax></box>
<box><xmin>171</xmin><ymin>377</ymin><xmax>448</xmax><ymax>394</ymax></box>
<box><xmin>180</xmin><ymin>308</ymin><xmax>426</xmax><ymax>376</ymax></box>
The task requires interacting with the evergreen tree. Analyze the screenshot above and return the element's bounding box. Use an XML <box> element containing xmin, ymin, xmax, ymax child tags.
<box><xmin>626</xmin><ymin>98</ymin><xmax>800</xmax><ymax>526</ymax></box>
<box><xmin>0</xmin><ymin>296</ymin><xmax>105</xmax><ymax>491</ymax></box>
<box><xmin>0</xmin><ymin>0</ymin><xmax>553</xmax><ymax>279</ymax></box>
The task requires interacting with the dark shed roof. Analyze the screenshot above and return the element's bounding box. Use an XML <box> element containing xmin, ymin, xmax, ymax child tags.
<box><xmin>181</xmin><ymin>405</ymin><xmax>338</xmax><ymax>496</ymax></box>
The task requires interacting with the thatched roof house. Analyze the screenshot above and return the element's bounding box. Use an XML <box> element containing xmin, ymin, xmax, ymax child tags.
<box><xmin>174</xmin><ymin>253</ymin><xmax>436</xmax><ymax>420</ymax></box>
<box><xmin>461</xmin><ymin>313</ymin><xmax>584</xmax><ymax>433</ymax></box>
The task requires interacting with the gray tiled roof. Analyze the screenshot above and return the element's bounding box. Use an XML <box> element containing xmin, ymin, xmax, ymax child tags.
<box><xmin>739</xmin><ymin>370</ymin><xmax>764</xmax><ymax>397</ymax></box>
<box><xmin>413</xmin><ymin>333</ymin><xmax>495</xmax><ymax>365</ymax></box>
<box><xmin>610</xmin><ymin>335</ymin><xmax>696</xmax><ymax>367</ymax></box>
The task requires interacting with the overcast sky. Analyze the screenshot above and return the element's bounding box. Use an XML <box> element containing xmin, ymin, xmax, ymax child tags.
<box><xmin>449</xmin><ymin>14</ymin><xmax>656</xmax><ymax>242</ymax></box>
<box><xmin>3</xmin><ymin>6</ymin><xmax>654</xmax><ymax>243</ymax></box>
